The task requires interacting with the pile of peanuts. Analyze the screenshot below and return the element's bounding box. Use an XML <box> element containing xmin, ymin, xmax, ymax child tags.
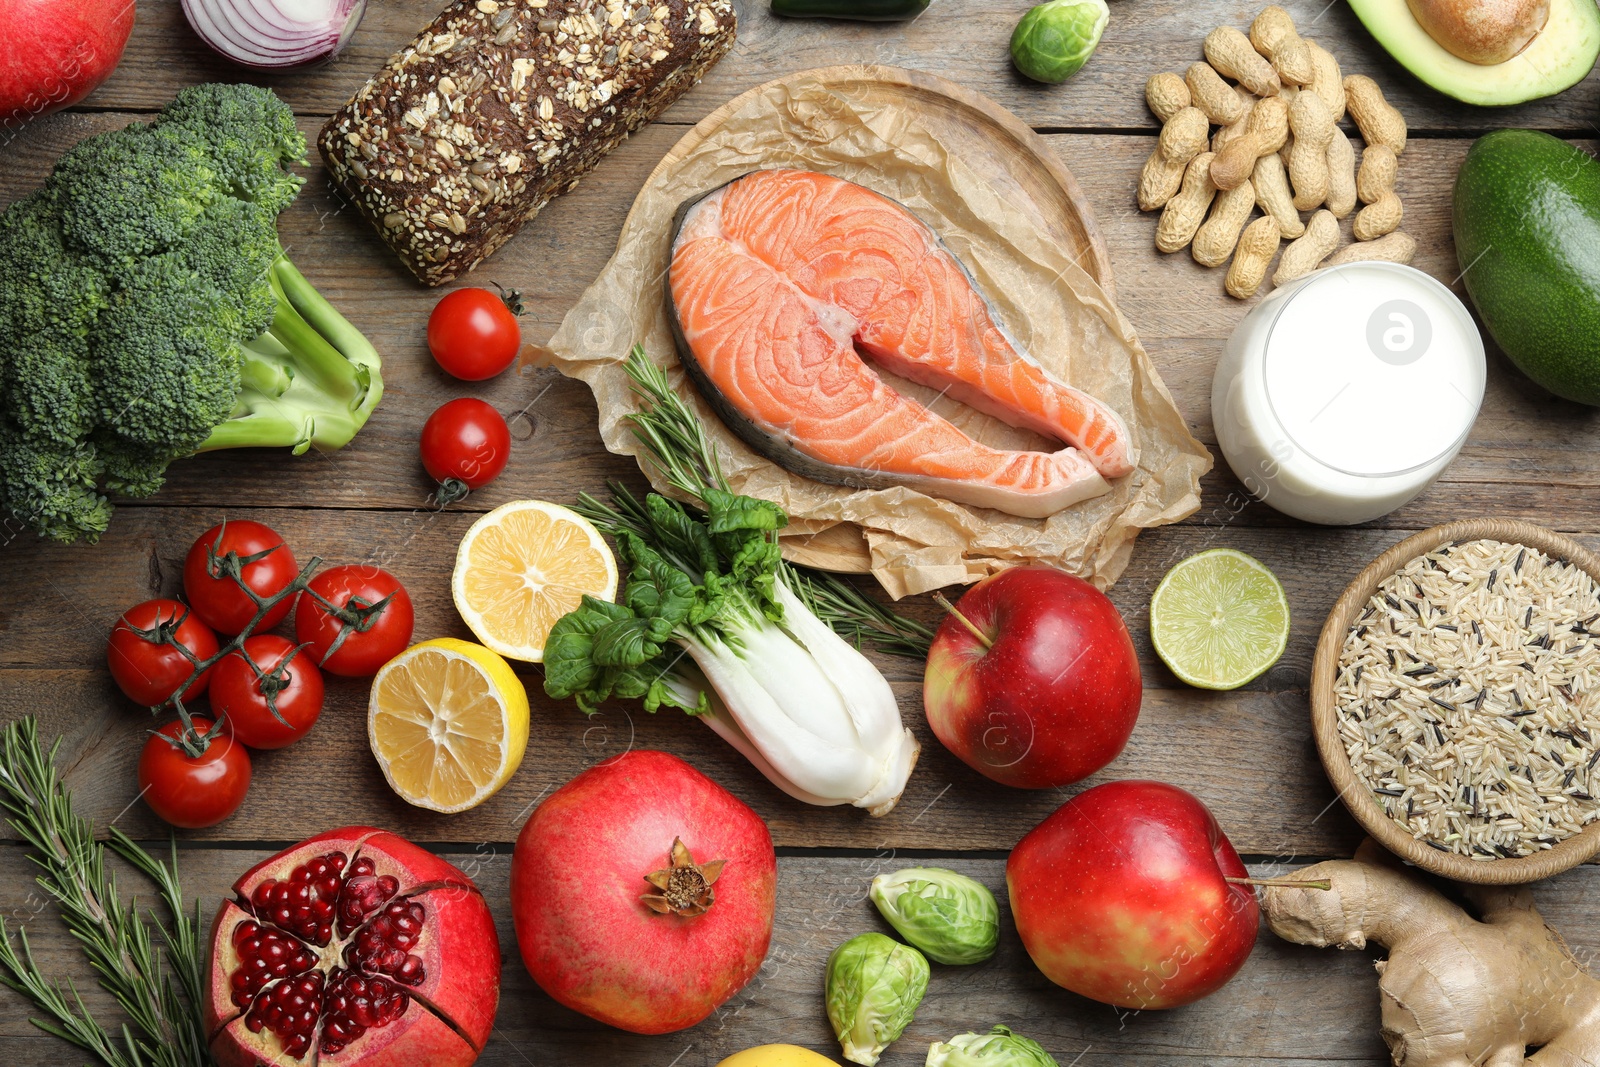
<box><xmin>1138</xmin><ymin>6</ymin><xmax>1416</xmax><ymax>299</ymax></box>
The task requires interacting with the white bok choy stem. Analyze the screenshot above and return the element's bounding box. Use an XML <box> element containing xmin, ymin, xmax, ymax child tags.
<box><xmin>678</xmin><ymin>580</ymin><xmax>919</xmax><ymax>815</ymax></box>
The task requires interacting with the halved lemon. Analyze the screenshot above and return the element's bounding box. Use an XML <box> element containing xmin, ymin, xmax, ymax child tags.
<box><xmin>368</xmin><ymin>638</ymin><xmax>529</xmax><ymax>813</ymax></box>
<box><xmin>451</xmin><ymin>499</ymin><xmax>618</xmax><ymax>663</ymax></box>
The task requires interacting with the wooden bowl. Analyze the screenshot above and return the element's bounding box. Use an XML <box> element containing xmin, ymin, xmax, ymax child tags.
<box><xmin>1311</xmin><ymin>518</ymin><xmax>1600</xmax><ymax>884</ymax></box>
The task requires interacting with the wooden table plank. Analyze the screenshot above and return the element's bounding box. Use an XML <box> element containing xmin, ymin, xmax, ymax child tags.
<box><xmin>0</xmin><ymin>506</ymin><xmax>1432</xmax><ymax>682</ymax></box>
<box><xmin>0</xmin><ymin>849</ymin><xmax>1381</xmax><ymax>1066</ymax></box>
<box><xmin>0</xmin><ymin>665</ymin><xmax>1358</xmax><ymax>854</ymax></box>
<box><xmin>10</xmin><ymin>845</ymin><xmax>1600</xmax><ymax>1066</ymax></box>
<box><xmin>77</xmin><ymin>0</ymin><xmax>1600</xmax><ymax>133</ymax></box>
<box><xmin>3</xmin><ymin>114</ymin><xmax>1597</xmax><ymax>529</ymax></box>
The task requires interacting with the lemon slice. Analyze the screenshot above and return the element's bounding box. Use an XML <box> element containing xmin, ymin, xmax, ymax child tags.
<box><xmin>451</xmin><ymin>499</ymin><xmax>618</xmax><ymax>663</ymax></box>
<box><xmin>368</xmin><ymin>638</ymin><xmax>530</xmax><ymax>813</ymax></box>
<box><xmin>1150</xmin><ymin>548</ymin><xmax>1290</xmax><ymax>690</ymax></box>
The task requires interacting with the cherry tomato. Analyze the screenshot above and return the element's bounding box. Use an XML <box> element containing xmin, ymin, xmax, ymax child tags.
<box><xmin>420</xmin><ymin>398</ymin><xmax>512</xmax><ymax>504</ymax></box>
<box><xmin>107</xmin><ymin>600</ymin><xmax>219</xmax><ymax>707</ymax></box>
<box><xmin>182</xmin><ymin>520</ymin><xmax>300</xmax><ymax>635</ymax></box>
<box><xmin>138</xmin><ymin>717</ymin><xmax>251</xmax><ymax>829</ymax></box>
<box><xmin>427</xmin><ymin>286</ymin><xmax>522</xmax><ymax>380</ymax></box>
<box><xmin>211</xmin><ymin>635</ymin><xmax>326</xmax><ymax>749</ymax></box>
<box><xmin>294</xmin><ymin>565</ymin><xmax>414</xmax><ymax>677</ymax></box>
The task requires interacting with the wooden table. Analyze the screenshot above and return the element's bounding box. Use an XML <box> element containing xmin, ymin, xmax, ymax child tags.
<box><xmin>3</xmin><ymin>2</ymin><xmax>1598</xmax><ymax>1064</ymax></box>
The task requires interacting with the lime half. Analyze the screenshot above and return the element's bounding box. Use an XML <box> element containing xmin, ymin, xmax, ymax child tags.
<box><xmin>1150</xmin><ymin>548</ymin><xmax>1289</xmax><ymax>689</ymax></box>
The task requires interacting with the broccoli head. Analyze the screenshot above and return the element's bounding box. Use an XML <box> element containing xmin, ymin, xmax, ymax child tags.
<box><xmin>0</xmin><ymin>83</ymin><xmax>383</xmax><ymax>544</ymax></box>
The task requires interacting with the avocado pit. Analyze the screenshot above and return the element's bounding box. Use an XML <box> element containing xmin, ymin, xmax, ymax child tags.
<box><xmin>1405</xmin><ymin>0</ymin><xmax>1549</xmax><ymax>64</ymax></box>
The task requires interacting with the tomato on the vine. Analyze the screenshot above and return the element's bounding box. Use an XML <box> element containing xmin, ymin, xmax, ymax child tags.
<box><xmin>182</xmin><ymin>520</ymin><xmax>300</xmax><ymax>634</ymax></box>
<box><xmin>294</xmin><ymin>565</ymin><xmax>414</xmax><ymax>677</ymax></box>
<box><xmin>138</xmin><ymin>716</ymin><xmax>252</xmax><ymax>829</ymax></box>
<box><xmin>420</xmin><ymin>398</ymin><xmax>512</xmax><ymax>504</ymax></box>
<box><xmin>211</xmin><ymin>635</ymin><xmax>326</xmax><ymax>749</ymax></box>
<box><xmin>427</xmin><ymin>286</ymin><xmax>523</xmax><ymax>381</ymax></box>
<box><xmin>107</xmin><ymin>599</ymin><xmax>219</xmax><ymax>707</ymax></box>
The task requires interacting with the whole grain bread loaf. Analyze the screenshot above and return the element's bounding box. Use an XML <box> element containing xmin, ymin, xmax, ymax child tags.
<box><xmin>319</xmin><ymin>0</ymin><xmax>736</xmax><ymax>286</ymax></box>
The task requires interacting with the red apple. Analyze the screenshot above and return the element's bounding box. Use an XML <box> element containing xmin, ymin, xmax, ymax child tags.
<box><xmin>922</xmin><ymin>566</ymin><xmax>1141</xmax><ymax>788</ymax></box>
<box><xmin>1007</xmin><ymin>780</ymin><xmax>1259</xmax><ymax>1010</ymax></box>
<box><xmin>0</xmin><ymin>0</ymin><xmax>135</xmax><ymax>127</ymax></box>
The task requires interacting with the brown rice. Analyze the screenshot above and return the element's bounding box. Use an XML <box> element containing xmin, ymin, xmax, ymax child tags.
<box><xmin>1335</xmin><ymin>538</ymin><xmax>1600</xmax><ymax>860</ymax></box>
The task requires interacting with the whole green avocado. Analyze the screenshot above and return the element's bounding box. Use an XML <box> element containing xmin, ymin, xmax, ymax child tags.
<box><xmin>1453</xmin><ymin>130</ymin><xmax>1600</xmax><ymax>406</ymax></box>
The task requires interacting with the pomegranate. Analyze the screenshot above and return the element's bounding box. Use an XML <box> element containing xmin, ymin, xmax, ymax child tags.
<box><xmin>511</xmin><ymin>750</ymin><xmax>777</xmax><ymax>1034</ymax></box>
<box><xmin>205</xmin><ymin>827</ymin><xmax>499</xmax><ymax>1066</ymax></box>
<box><xmin>0</xmin><ymin>0</ymin><xmax>135</xmax><ymax>127</ymax></box>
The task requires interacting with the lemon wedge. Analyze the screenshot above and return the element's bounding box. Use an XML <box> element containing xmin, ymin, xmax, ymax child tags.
<box><xmin>368</xmin><ymin>638</ymin><xmax>529</xmax><ymax>813</ymax></box>
<box><xmin>451</xmin><ymin>499</ymin><xmax>618</xmax><ymax>663</ymax></box>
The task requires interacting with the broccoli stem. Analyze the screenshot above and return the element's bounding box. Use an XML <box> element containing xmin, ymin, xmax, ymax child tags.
<box><xmin>196</xmin><ymin>249</ymin><xmax>384</xmax><ymax>456</ymax></box>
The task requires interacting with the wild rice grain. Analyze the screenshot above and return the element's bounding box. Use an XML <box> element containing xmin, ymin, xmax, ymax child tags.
<box><xmin>1336</xmin><ymin>539</ymin><xmax>1600</xmax><ymax>860</ymax></box>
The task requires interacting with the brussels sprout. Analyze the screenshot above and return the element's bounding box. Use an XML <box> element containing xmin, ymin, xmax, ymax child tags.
<box><xmin>926</xmin><ymin>1026</ymin><xmax>1061</xmax><ymax>1067</ymax></box>
<box><xmin>825</xmin><ymin>932</ymin><xmax>930</xmax><ymax>1066</ymax></box>
<box><xmin>1009</xmin><ymin>0</ymin><xmax>1110</xmax><ymax>84</ymax></box>
<box><xmin>869</xmin><ymin>867</ymin><xmax>999</xmax><ymax>965</ymax></box>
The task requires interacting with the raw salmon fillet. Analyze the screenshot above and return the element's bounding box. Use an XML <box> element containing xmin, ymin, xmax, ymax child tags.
<box><xmin>667</xmin><ymin>170</ymin><xmax>1134</xmax><ymax>519</ymax></box>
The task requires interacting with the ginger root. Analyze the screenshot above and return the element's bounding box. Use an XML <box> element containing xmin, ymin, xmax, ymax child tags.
<box><xmin>1260</xmin><ymin>844</ymin><xmax>1600</xmax><ymax>1067</ymax></box>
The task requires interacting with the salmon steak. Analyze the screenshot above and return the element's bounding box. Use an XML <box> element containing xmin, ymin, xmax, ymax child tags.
<box><xmin>666</xmin><ymin>168</ymin><xmax>1135</xmax><ymax>519</ymax></box>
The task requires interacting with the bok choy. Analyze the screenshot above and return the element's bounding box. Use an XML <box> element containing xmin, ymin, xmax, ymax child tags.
<box><xmin>541</xmin><ymin>347</ymin><xmax>924</xmax><ymax>815</ymax></box>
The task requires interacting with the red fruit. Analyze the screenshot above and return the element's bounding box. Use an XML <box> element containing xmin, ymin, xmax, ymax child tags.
<box><xmin>427</xmin><ymin>287</ymin><xmax>522</xmax><ymax>381</ymax></box>
<box><xmin>183</xmin><ymin>520</ymin><xmax>300</xmax><ymax>635</ymax></box>
<box><xmin>293</xmin><ymin>565</ymin><xmax>414</xmax><ymax>677</ymax></box>
<box><xmin>138</xmin><ymin>717</ymin><xmax>251</xmax><ymax>829</ymax></box>
<box><xmin>206</xmin><ymin>827</ymin><xmax>500</xmax><ymax>1067</ymax></box>
<box><xmin>511</xmin><ymin>750</ymin><xmax>776</xmax><ymax>1035</ymax></box>
<box><xmin>420</xmin><ymin>398</ymin><xmax>511</xmax><ymax>504</ymax></box>
<box><xmin>211</xmin><ymin>635</ymin><xmax>325</xmax><ymax>749</ymax></box>
<box><xmin>0</xmin><ymin>0</ymin><xmax>134</xmax><ymax>127</ymax></box>
<box><xmin>108</xmin><ymin>599</ymin><xmax>220</xmax><ymax>707</ymax></box>
<box><xmin>1007</xmin><ymin>780</ymin><xmax>1259</xmax><ymax>1010</ymax></box>
<box><xmin>923</xmin><ymin>566</ymin><xmax>1142</xmax><ymax>788</ymax></box>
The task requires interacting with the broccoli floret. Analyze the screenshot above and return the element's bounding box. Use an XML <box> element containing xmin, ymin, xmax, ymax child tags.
<box><xmin>0</xmin><ymin>196</ymin><xmax>106</xmax><ymax>450</ymax></box>
<box><xmin>51</xmin><ymin>122</ymin><xmax>222</xmax><ymax>270</ymax></box>
<box><xmin>0</xmin><ymin>83</ymin><xmax>383</xmax><ymax>544</ymax></box>
<box><xmin>0</xmin><ymin>428</ymin><xmax>113</xmax><ymax>543</ymax></box>
<box><xmin>157</xmin><ymin>82</ymin><xmax>306</xmax><ymax>213</ymax></box>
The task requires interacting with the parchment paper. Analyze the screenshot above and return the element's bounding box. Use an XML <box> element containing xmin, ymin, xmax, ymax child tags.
<box><xmin>548</xmin><ymin>67</ymin><xmax>1211</xmax><ymax>599</ymax></box>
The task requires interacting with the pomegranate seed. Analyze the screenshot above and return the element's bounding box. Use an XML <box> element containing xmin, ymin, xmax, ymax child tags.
<box><xmin>344</xmin><ymin>898</ymin><xmax>428</xmax><ymax>986</ymax></box>
<box><xmin>320</xmin><ymin>968</ymin><xmax>410</xmax><ymax>1055</ymax></box>
<box><xmin>248</xmin><ymin>851</ymin><xmax>348</xmax><ymax>946</ymax></box>
<box><xmin>336</xmin><ymin>856</ymin><xmax>401</xmax><ymax>936</ymax></box>
<box><xmin>244</xmin><ymin>971</ymin><xmax>324</xmax><ymax>1058</ymax></box>
<box><xmin>228</xmin><ymin>921</ymin><xmax>318</xmax><ymax>1007</ymax></box>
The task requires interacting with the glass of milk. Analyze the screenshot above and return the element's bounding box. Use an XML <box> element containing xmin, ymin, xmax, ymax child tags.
<box><xmin>1212</xmin><ymin>262</ymin><xmax>1485</xmax><ymax>526</ymax></box>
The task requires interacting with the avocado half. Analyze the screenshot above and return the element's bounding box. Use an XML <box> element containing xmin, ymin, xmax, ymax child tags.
<box><xmin>1454</xmin><ymin>130</ymin><xmax>1600</xmax><ymax>405</ymax></box>
<box><xmin>1347</xmin><ymin>0</ymin><xmax>1600</xmax><ymax>105</ymax></box>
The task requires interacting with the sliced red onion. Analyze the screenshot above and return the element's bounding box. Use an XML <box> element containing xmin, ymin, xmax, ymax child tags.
<box><xmin>182</xmin><ymin>0</ymin><xmax>368</xmax><ymax>69</ymax></box>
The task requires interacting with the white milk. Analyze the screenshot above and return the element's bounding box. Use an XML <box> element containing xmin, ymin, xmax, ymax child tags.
<box><xmin>1212</xmin><ymin>262</ymin><xmax>1485</xmax><ymax>525</ymax></box>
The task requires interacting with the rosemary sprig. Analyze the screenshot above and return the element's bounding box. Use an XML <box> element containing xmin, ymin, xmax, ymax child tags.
<box><xmin>0</xmin><ymin>717</ymin><xmax>211</xmax><ymax>1067</ymax></box>
<box><xmin>605</xmin><ymin>345</ymin><xmax>934</xmax><ymax>659</ymax></box>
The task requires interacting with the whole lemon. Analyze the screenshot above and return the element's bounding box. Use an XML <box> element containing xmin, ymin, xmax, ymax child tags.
<box><xmin>715</xmin><ymin>1046</ymin><xmax>840</xmax><ymax>1067</ymax></box>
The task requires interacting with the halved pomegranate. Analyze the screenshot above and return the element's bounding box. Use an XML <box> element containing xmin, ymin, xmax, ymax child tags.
<box><xmin>205</xmin><ymin>827</ymin><xmax>499</xmax><ymax>1067</ymax></box>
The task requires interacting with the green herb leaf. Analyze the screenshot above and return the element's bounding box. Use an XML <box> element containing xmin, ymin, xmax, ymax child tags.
<box><xmin>0</xmin><ymin>717</ymin><xmax>211</xmax><ymax>1067</ymax></box>
<box><xmin>643</xmin><ymin>493</ymin><xmax>719</xmax><ymax>576</ymax></box>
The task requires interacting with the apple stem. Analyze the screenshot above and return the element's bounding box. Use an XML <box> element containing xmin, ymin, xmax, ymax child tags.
<box><xmin>1226</xmin><ymin>876</ymin><xmax>1333</xmax><ymax>892</ymax></box>
<box><xmin>932</xmin><ymin>592</ymin><xmax>993</xmax><ymax>650</ymax></box>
